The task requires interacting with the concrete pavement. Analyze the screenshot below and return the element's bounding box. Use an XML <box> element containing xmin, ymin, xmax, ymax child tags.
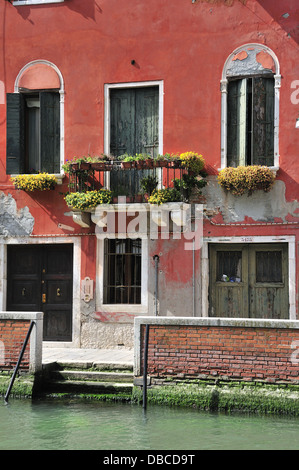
<box><xmin>42</xmin><ymin>347</ymin><xmax>134</xmax><ymax>368</ymax></box>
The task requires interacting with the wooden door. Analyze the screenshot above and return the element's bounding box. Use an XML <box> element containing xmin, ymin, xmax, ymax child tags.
<box><xmin>7</xmin><ymin>244</ymin><xmax>73</xmax><ymax>341</ymax></box>
<box><xmin>209</xmin><ymin>244</ymin><xmax>248</xmax><ymax>318</ymax></box>
<box><xmin>248</xmin><ymin>244</ymin><xmax>288</xmax><ymax>319</ymax></box>
<box><xmin>209</xmin><ymin>243</ymin><xmax>288</xmax><ymax>319</ymax></box>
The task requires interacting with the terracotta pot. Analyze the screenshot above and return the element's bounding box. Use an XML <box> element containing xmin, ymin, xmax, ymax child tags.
<box><xmin>79</xmin><ymin>162</ymin><xmax>91</xmax><ymax>170</ymax></box>
<box><xmin>91</xmin><ymin>162</ymin><xmax>106</xmax><ymax>171</ymax></box>
<box><xmin>121</xmin><ymin>161</ymin><xmax>132</xmax><ymax>169</ymax></box>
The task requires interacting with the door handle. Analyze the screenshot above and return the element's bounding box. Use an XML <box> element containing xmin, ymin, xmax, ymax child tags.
<box><xmin>57</xmin><ymin>288</ymin><xmax>61</xmax><ymax>297</ymax></box>
<box><xmin>22</xmin><ymin>288</ymin><xmax>26</xmax><ymax>296</ymax></box>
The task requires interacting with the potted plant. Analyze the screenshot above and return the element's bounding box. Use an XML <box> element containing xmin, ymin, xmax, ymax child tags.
<box><xmin>62</xmin><ymin>156</ymin><xmax>90</xmax><ymax>172</ymax></box>
<box><xmin>88</xmin><ymin>155</ymin><xmax>110</xmax><ymax>171</ymax></box>
<box><xmin>172</xmin><ymin>173</ymin><xmax>207</xmax><ymax>202</ymax></box>
<box><xmin>148</xmin><ymin>188</ymin><xmax>182</xmax><ymax>205</ymax></box>
<box><xmin>121</xmin><ymin>155</ymin><xmax>135</xmax><ymax>169</ymax></box>
<box><xmin>154</xmin><ymin>154</ymin><xmax>168</xmax><ymax>167</ymax></box>
<box><xmin>140</xmin><ymin>175</ymin><xmax>158</xmax><ymax>198</ymax></box>
<box><xmin>217</xmin><ymin>165</ymin><xmax>275</xmax><ymax>196</ymax></box>
<box><xmin>64</xmin><ymin>189</ymin><xmax>113</xmax><ymax>210</ymax></box>
<box><xmin>179</xmin><ymin>152</ymin><xmax>205</xmax><ymax>175</ymax></box>
<box><xmin>135</xmin><ymin>154</ymin><xmax>146</xmax><ymax>169</ymax></box>
<box><xmin>11</xmin><ymin>173</ymin><xmax>58</xmax><ymax>192</ymax></box>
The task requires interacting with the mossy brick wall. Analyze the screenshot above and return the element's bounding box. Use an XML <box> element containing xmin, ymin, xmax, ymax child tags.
<box><xmin>0</xmin><ymin>320</ymin><xmax>30</xmax><ymax>370</ymax></box>
<box><xmin>141</xmin><ymin>325</ymin><xmax>299</xmax><ymax>383</ymax></box>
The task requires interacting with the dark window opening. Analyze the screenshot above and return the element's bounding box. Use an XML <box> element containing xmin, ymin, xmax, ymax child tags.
<box><xmin>6</xmin><ymin>91</ymin><xmax>60</xmax><ymax>174</ymax></box>
<box><xmin>227</xmin><ymin>76</ymin><xmax>274</xmax><ymax>167</ymax></box>
<box><xmin>256</xmin><ymin>251</ymin><xmax>282</xmax><ymax>283</ymax></box>
<box><xmin>103</xmin><ymin>239</ymin><xmax>142</xmax><ymax>304</ymax></box>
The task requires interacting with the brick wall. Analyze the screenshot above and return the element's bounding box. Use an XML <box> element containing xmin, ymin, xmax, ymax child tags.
<box><xmin>137</xmin><ymin>319</ymin><xmax>299</xmax><ymax>384</ymax></box>
<box><xmin>0</xmin><ymin>319</ymin><xmax>31</xmax><ymax>371</ymax></box>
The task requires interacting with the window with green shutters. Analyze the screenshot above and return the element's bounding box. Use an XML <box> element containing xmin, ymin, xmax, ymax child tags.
<box><xmin>109</xmin><ymin>85</ymin><xmax>159</xmax><ymax>196</ymax></box>
<box><xmin>6</xmin><ymin>91</ymin><xmax>60</xmax><ymax>175</ymax></box>
<box><xmin>227</xmin><ymin>76</ymin><xmax>275</xmax><ymax>167</ymax></box>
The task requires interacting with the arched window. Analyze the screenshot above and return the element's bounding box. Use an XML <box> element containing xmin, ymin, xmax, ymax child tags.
<box><xmin>220</xmin><ymin>44</ymin><xmax>281</xmax><ymax>169</ymax></box>
<box><xmin>6</xmin><ymin>60</ymin><xmax>64</xmax><ymax>176</ymax></box>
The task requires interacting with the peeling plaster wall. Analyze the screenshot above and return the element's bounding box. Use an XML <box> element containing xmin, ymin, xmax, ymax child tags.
<box><xmin>0</xmin><ymin>192</ymin><xmax>34</xmax><ymax>237</ymax></box>
<box><xmin>203</xmin><ymin>177</ymin><xmax>299</xmax><ymax>223</ymax></box>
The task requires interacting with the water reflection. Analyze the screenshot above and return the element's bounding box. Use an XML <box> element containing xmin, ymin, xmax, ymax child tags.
<box><xmin>0</xmin><ymin>399</ymin><xmax>298</xmax><ymax>450</ymax></box>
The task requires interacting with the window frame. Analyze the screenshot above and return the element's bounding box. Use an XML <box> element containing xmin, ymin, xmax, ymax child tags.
<box><xmin>12</xmin><ymin>0</ymin><xmax>64</xmax><ymax>6</ymax></box>
<box><xmin>96</xmin><ymin>237</ymin><xmax>149</xmax><ymax>314</ymax></box>
<box><xmin>104</xmin><ymin>81</ymin><xmax>164</xmax><ymax>189</ymax></box>
<box><xmin>103</xmin><ymin>238</ymin><xmax>142</xmax><ymax>305</ymax></box>
<box><xmin>8</xmin><ymin>60</ymin><xmax>64</xmax><ymax>181</ymax></box>
<box><xmin>220</xmin><ymin>44</ymin><xmax>281</xmax><ymax>171</ymax></box>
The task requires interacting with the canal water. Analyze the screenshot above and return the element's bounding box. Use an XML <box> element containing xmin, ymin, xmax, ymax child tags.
<box><xmin>0</xmin><ymin>399</ymin><xmax>298</xmax><ymax>450</ymax></box>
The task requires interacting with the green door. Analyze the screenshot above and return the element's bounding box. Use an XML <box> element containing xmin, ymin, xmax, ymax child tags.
<box><xmin>209</xmin><ymin>243</ymin><xmax>289</xmax><ymax>319</ymax></box>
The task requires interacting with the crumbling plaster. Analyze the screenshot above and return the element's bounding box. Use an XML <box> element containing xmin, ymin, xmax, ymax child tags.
<box><xmin>203</xmin><ymin>177</ymin><xmax>299</xmax><ymax>223</ymax></box>
<box><xmin>0</xmin><ymin>192</ymin><xmax>34</xmax><ymax>237</ymax></box>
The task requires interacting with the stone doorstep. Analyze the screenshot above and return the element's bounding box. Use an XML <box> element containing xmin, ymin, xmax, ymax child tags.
<box><xmin>52</xmin><ymin>369</ymin><xmax>134</xmax><ymax>383</ymax></box>
<box><xmin>41</xmin><ymin>361</ymin><xmax>134</xmax><ymax>395</ymax></box>
<box><xmin>44</xmin><ymin>380</ymin><xmax>133</xmax><ymax>395</ymax></box>
<box><xmin>43</xmin><ymin>361</ymin><xmax>133</xmax><ymax>371</ymax></box>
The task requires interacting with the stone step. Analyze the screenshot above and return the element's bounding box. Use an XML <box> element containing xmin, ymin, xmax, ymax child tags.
<box><xmin>44</xmin><ymin>379</ymin><xmax>133</xmax><ymax>395</ymax></box>
<box><xmin>52</xmin><ymin>361</ymin><xmax>133</xmax><ymax>372</ymax></box>
<box><xmin>51</xmin><ymin>369</ymin><xmax>134</xmax><ymax>383</ymax></box>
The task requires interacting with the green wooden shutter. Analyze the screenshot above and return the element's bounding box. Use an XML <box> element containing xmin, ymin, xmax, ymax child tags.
<box><xmin>110</xmin><ymin>88</ymin><xmax>136</xmax><ymax>157</ymax></box>
<box><xmin>227</xmin><ymin>79</ymin><xmax>247</xmax><ymax>167</ymax></box>
<box><xmin>40</xmin><ymin>92</ymin><xmax>60</xmax><ymax>173</ymax></box>
<box><xmin>6</xmin><ymin>93</ymin><xmax>25</xmax><ymax>174</ymax></box>
<box><xmin>252</xmin><ymin>77</ymin><xmax>274</xmax><ymax>166</ymax></box>
<box><xmin>109</xmin><ymin>86</ymin><xmax>159</xmax><ymax>195</ymax></box>
<box><xmin>135</xmin><ymin>86</ymin><xmax>159</xmax><ymax>158</ymax></box>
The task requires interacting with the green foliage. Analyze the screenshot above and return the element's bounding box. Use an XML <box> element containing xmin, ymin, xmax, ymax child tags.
<box><xmin>64</xmin><ymin>189</ymin><xmax>112</xmax><ymax>210</ymax></box>
<box><xmin>132</xmin><ymin>383</ymin><xmax>299</xmax><ymax>415</ymax></box>
<box><xmin>172</xmin><ymin>174</ymin><xmax>207</xmax><ymax>200</ymax></box>
<box><xmin>179</xmin><ymin>152</ymin><xmax>205</xmax><ymax>175</ymax></box>
<box><xmin>140</xmin><ymin>176</ymin><xmax>158</xmax><ymax>195</ymax></box>
<box><xmin>218</xmin><ymin>165</ymin><xmax>276</xmax><ymax>196</ymax></box>
<box><xmin>11</xmin><ymin>173</ymin><xmax>57</xmax><ymax>192</ymax></box>
<box><xmin>148</xmin><ymin>188</ymin><xmax>182</xmax><ymax>205</ymax></box>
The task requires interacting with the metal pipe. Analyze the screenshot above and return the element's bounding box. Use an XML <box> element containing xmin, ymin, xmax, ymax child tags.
<box><xmin>153</xmin><ymin>255</ymin><xmax>159</xmax><ymax>316</ymax></box>
<box><xmin>142</xmin><ymin>324</ymin><xmax>149</xmax><ymax>410</ymax></box>
<box><xmin>192</xmin><ymin>238</ymin><xmax>195</xmax><ymax>317</ymax></box>
<box><xmin>4</xmin><ymin>320</ymin><xmax>35</xmax><ymax>404</ymax></box>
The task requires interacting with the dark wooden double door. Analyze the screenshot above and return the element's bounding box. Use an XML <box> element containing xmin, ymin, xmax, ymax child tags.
<box><xmin>209</xmin><ymin>243</ymin><xmax>289</xmax><ymax>319</ymax></box>
<box><xmin>7</xmin><ymin>244</ymin><xmax>73</xmax><ymax>341</ymax></box>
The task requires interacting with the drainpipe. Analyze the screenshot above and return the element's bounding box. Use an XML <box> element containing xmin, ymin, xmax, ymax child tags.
<box><xmin>153</xmin><ymin>255</ymin><xmax>159</xmax><ymax>316</ymax></box>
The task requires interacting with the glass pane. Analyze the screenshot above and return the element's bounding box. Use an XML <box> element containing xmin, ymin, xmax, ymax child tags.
<box><xmin>217</xmin><ymin>251</ymin><xmax>242</xmax><ymax>282</ymax></box>
<box><xmin>256</xmin><ymin>251</ymin><xmax>282</xmax><ymax>283</ymax></box>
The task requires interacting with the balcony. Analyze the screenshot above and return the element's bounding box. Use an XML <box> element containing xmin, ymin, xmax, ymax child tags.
<box><xmin>63</xmin><ymin>153</ymin><xmax>207</xmax><ymax>229</ymax></box>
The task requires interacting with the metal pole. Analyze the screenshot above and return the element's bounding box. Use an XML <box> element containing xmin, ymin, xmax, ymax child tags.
<box><xmin>142</xmin><ymin>324</ymin><xmax>149</xmax><ymax>410</ymax></box>
<box><xmin>153</xmin><ymin>255</ymin><xmax>159</xmax><ymax>316</ymax></box>
<box><xmin>4</xmin><ymin>321</ymin><xmax>35</xmax><ymax>404</ymax></box>
<box><xmin>192</xmin><ymin>239</ymin><xmax>195</xmax><ymax>317</ymax></box>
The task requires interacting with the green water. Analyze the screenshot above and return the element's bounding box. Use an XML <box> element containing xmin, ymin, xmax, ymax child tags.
<box><xmin>0</xmin><ymin>399</ymin><xmax>298</xmax><ymax>450</ymax></box>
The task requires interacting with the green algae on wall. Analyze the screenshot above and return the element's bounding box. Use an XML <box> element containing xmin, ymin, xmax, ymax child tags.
<box><xmin>0</xmin><ymin>374</ymin><xmax>35</xmax><ymax>399</ymax></box>
<box><xmin>132</xmin><ymin>383</ymin><xmax>299</xmax><ymax>416</ymax></box>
